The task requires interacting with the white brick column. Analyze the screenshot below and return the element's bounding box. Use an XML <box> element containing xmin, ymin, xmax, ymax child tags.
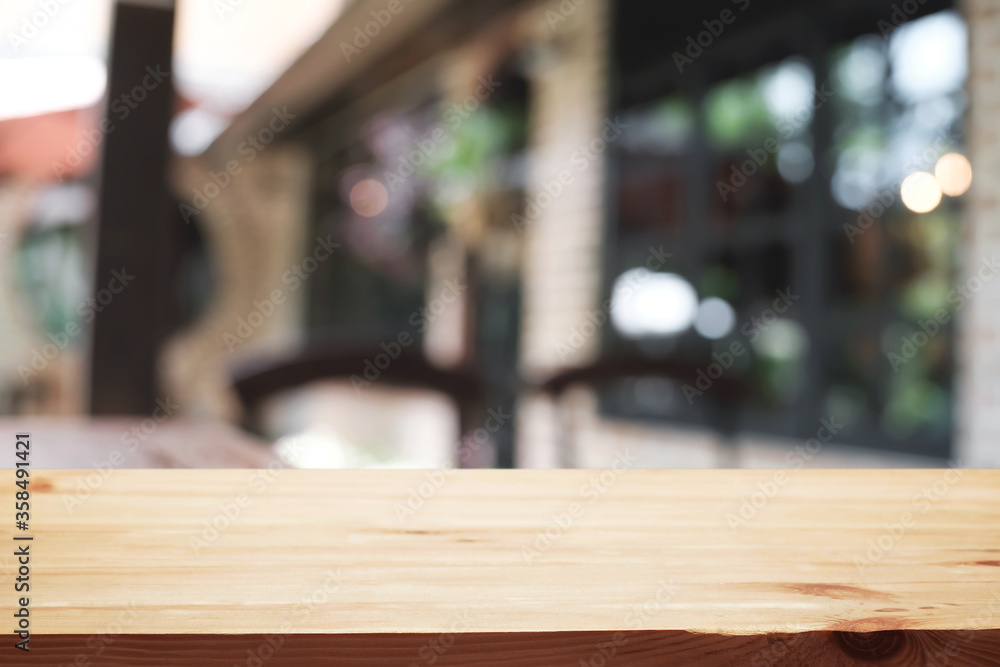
<box><xmin>957</xmin><ymin>0</ymin><xmax>1000</xmax><ymax>467</ymax></box>
<box><xmin>515</xmin><ymin>0</ymin><xmax>610</xmax><ymax>466</ymax></box>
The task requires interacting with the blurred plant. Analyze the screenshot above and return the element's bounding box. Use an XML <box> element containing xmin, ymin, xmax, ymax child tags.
<box><xmin>705</xmin><ymin>77</ymin><xmax>774</xmax><ymax>149</ymax></box>
<box><xmin>421</xmin><ymin>106</ymin><xmax>525</xmax><ymax>212</ymax></box>
<box><xmin>14</xmin><ymin>225</ymin><xmax>87</xmax><ymax>340</ymax></box>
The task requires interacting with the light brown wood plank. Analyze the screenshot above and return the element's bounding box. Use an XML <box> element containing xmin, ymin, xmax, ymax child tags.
<box><xmin>2</xmin><ymin>469</ymin><xmax>999</xmax><ymax>664</ymax></box>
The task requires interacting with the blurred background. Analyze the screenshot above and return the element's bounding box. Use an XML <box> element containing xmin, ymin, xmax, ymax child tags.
<box><xmin>0</xmin><ymin>0</ymin><xmax>995</xmax><ymax>470</ymax></box>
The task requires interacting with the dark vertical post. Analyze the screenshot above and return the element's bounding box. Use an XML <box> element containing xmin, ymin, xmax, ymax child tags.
<box><xmin>87</xmin><ymin>0</ymin><xmax>176</xmax><ymax>415</ymax></box>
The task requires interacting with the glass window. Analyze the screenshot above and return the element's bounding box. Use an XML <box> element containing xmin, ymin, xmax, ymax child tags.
<box><xmin>607</xmin><ymin>1</ymin><xmax>968</xmax><ymax>458</ymax></box>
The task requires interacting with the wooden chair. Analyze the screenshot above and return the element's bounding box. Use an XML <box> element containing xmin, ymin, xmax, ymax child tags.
<box><xmin>230</xmin><ymin>341</ymin><xmax>485</xmax><ymax>465</ymax></box>
<box><xmin>536</xmin><ymin>354</ymin><xmax>750</xmax><ymax>467</ymax></box>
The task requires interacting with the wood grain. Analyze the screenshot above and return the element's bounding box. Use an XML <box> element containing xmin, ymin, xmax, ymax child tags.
<box><xmin>16</xmin><ymin>630</ymin><xmax>1000</xmax><ymax>666</ymax></box>
<box><xmin>3</xmin><ymin>469</ymin><xmax>999</xmax><ymax>665</ymax></box>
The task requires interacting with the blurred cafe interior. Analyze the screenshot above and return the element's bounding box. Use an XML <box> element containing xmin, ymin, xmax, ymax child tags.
<box><xmin>1</xmin><ymin>0</ymin><xmax>998</xmax><ymax>471</ymax></box>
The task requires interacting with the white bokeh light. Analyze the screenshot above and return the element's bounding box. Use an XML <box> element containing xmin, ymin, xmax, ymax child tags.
<box><xmin>170</xmin><ymin>107</ymin><xmax>229</xmax><ymax>156</ymax></box>
<box><xmin>889</xmin><ymin>11</ymin><xmax>967</xmax><ymax>103</ymax></box>
<box><xmin>694</xmin><ymin>297</ymin><xmax>736</xmax><ymax>340</ymax></box>
<box><xmin>777</xmin><ymin>142</ymin><xmax>814</xmax><ymax>184</ymax></box>
<box><xmin>830</xmin><ymin>145</ymin><xmax>883</xmax><ymax>210</ymax></box>
<box><xmin>836</xmin><ymin>36</ymin><xmax>887</xmax><ymax>106</ymax></box>
<box><xmin>761</xmin><ymin>58</ymin><xmax>815</xmax><ymax>120</ymax></box>
<box><xmin>611</xmin><ymin>269</ymin><xmax>698</xmax><ymax>338</ymax></box>
<box><xmin>752</xmin><ymin>318</ymin><xmax>808</xmax><ymax>361</ymax></box>
<box><xmin>901</xmin><ymin>171</ymin><xmax>943</xmax><ymax>213</ymax></box>
<box><xmin>275</xmin><ymin>427</ymin><xmax>377</xmax><ymax>469</ymax></box>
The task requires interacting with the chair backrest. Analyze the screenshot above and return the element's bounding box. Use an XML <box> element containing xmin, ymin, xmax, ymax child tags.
<box><xmin>230</xmin><ymin>341</ymin><xmax>484</xmax><ymax>463</ymax></box>
<box><xmin>535</xmin><ymin>355</ymin><xmax>750</xmax><ymax>467</ymax></box>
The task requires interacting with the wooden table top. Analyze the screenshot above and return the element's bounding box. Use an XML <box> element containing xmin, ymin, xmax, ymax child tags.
<box><xmin>3</xmin><ymin>468</ymin><xmax>1000</xmax><ymax>665</ymax></box>
<box><xmin>0</xmin><ymin>417</ymin><xmax>273</xmax><ymax>469</ymax></box>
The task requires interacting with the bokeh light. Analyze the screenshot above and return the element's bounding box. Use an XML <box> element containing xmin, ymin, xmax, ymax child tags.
<box><xmin>694</xmin><ymin>297</ymin><xmax>736</xmax><ymax>339</ymax></box>
<box><xmin>752</xmin><ymin>319</ymin><xmax>808</xmax><ymax>361</ymax></box>
<box><xmin>776</xmin><ymin>142</ymin><xmax>814</xmax><ymax>184</ymax></box>
<box><xmin>349</xmin><ymin>178</ymin><xmax>389</xmax><ymax>217</ymax></box>
<box><xmin>900</xmin><ymin>171</ymin><xmax>942</xmax><ymax>213</ymax></box>
<box><xmin>934</xmin><ymin>153</ymin><xmax>972</xmax><ymax>197</ymax></box>
<box><xmin>610</xmin><ymin>270</ymin><xmax>698</xmax><ymax>338</ymax></box>
<box><xmin>889</xmin><ymin>11</ymin><xmax>967</xmax><ymax>103</ymax></box>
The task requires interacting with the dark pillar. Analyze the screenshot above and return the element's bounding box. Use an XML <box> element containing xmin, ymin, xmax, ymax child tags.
<box><xmin>88</xmin><ymin>1</ymin><xmax>176</xmax><ymax>414</ymax></box>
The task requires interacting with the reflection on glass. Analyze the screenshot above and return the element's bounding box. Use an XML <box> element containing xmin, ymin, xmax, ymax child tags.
<box><xmin>608</xmin><ymin>7</ymin><xmax>965</xmax><ymax>453</ymax></box>
<box><xmin>830</xmin><ymin>13</ymin><xmax>968</xmax><ymax>218</ymax></box>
